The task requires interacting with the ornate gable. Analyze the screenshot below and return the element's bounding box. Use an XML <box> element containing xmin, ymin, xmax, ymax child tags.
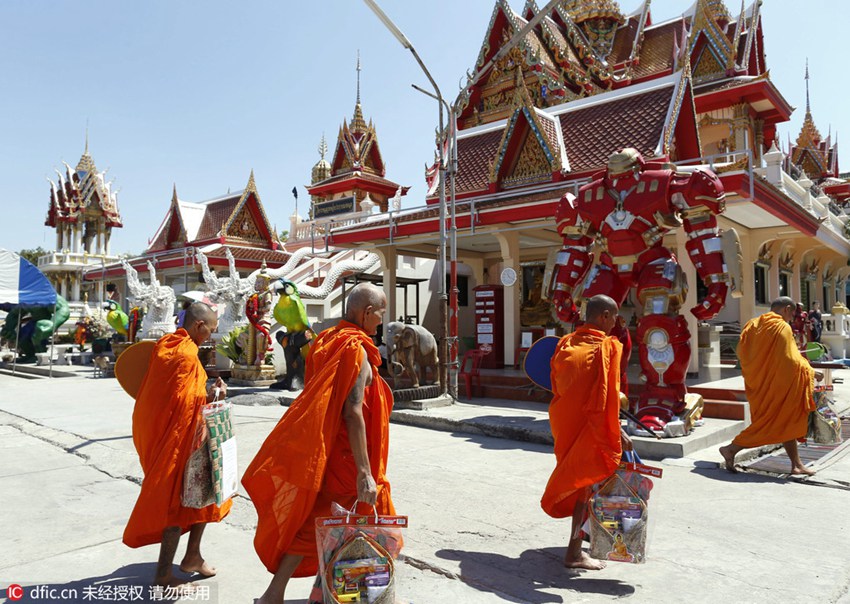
<box><xmin>329</xmin><ymin>104</ymin><xmax>385</xmax><ymax>178</ymax></box>
<box><xmin>490</xmin><ymin>72</ymin><xmax>564</xmax><ymax>189</ymax></box>
<box><xmin>687</xmin><ymin>0</ymin><xmax>744</xmax><ymax>83</ymax></box>
<box><xmin>147</xmin><ymin>187</ymin><xmax>190</xmax><ymax>252</ymax></box>
<box><xmin>522</xmin><ymin>1</ymin><xmax>599</xmax><ymax>95</ymax></box>
<box><xmin>458</xmin><ymin>0</ymin><xmax>570</xmax><ymax>128</ymax></box>
<box><xmin>221</xmin><ymin>171</ymin><xmax>278</xmax><ymax>249</ymax></box>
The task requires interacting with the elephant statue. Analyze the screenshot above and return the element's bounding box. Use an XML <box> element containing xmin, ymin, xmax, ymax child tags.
<box><xmin>390</xmin><ymin>324</ymin><xmax>439</xmax><ymax>388</ymax></box>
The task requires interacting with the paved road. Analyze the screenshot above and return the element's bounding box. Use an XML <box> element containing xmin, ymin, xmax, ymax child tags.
<box><xmin>2</xmin><ymin>371</ymin><xmax>850</xmax><ymax>603</ymax></box>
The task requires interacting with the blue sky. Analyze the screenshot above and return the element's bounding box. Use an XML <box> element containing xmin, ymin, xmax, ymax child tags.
<box><xmin>2</xmin><ymin>1</ymin><xmax>847</xmax><ymax>256</ymax></box>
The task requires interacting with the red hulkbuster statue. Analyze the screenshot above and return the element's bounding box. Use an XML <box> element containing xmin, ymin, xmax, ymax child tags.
<box><xmin>549</xmin><ymin>148</ymin><xmax>729</xmax><ymax>433</ymax></box>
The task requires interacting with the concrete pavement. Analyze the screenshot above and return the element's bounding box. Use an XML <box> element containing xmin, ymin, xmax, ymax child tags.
<box><xmin>2</xmin><ymin>368</ymin><xmax>850</xmax><ymax>603</ymax></box>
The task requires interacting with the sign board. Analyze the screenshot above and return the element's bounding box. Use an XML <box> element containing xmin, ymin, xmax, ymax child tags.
<box><xmin>314</xmin><ymin>196</ymin><xmax>356</xmax><ymax>218</ymax></box>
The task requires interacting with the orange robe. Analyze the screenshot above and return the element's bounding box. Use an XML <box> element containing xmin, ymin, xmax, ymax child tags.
<box><xmin>541</xmin><ymin>325</ymin><xmax>623</xmax><ymax>519</ymax></box>
<box><xmin>242</xmin><ymin>320</ymin><xmax>395</xmax><ymax>576</ymax></box>
<box><xmin>123</xmin><ymin>329</ymin><xmax>232</xmax><ymax>548</ymax></box>
<box><xmin>733</xmin><ymin>312</ymin><xmax>815</xmax><ymax>447</ymax></box>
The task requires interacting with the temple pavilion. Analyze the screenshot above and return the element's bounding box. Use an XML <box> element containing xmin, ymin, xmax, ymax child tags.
<box><xmin>90</xmin><ymin>171</ymin><xmax>290</xmax><ymax>302</ymax></box>
<box><xmin>39</xmin><ymin>142</ymin><xmax>123</xmax><ymax>322</ymax></box>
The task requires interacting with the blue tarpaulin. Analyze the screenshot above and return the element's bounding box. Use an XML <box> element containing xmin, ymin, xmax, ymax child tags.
<box><xmin>0</xmin><ymin>248</ymin><xmax>57</xmax><ymax>310</ymax></box>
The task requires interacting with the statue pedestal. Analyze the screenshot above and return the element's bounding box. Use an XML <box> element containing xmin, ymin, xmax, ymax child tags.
<box><xmin>230</xmin><ymin>364</ymin><xmax>277</xmax><ymax>386</ymax></box>
<box><xmin>392</xmin><ymin>384</ymin><xmax>452</xmax><ymax>410</ymax></box>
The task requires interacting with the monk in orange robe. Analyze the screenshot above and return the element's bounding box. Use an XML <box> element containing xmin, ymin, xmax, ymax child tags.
<box><xmin>243</xmin><ymin>283</ymin><xmax>395</xmax><ymax>603</ymax></box>
<box><xmin>541</xmin><ymin>295</ymin><xmax>632</xmax><ymax>571</ymax></box>
<box><xmin>720</xmin><ymin>297</ymin><xmax>819</xmax><ymax>475</ymax></box>
<box><xmin>123</xmin><ymin>302</ymin><xmax>230</xmax><ymax>587</ymax></box>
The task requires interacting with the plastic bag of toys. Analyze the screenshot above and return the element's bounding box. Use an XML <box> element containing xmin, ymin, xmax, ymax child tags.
<box><xmin>588</xmin><ymin>450</ymin><xmax>662</xmax><ymax>564</ymax></box>
<box><xmin>309</xmin><ymin>501</ymin><xmax>407</xmax><ymax>604</ymax></box>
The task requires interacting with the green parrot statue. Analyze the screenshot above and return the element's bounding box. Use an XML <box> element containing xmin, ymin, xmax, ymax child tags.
<box><xmin>104</xmin><ymin>300</ymin><xmax>129</xmax><ymax>336</ymax></box>
<box><xmin>272</xmin><ymin>279</ymin><xmax>311</xmax><ymax>332</ymax></box>
<box><xmin>271</xmin><ymin>279</ymin><xmax>314</xmax><ymax>391</ymax></box>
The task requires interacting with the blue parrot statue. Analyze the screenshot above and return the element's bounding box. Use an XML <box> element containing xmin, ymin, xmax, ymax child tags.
<box><xmin>104</xmin><ymin>300</ymin><xmax>129</xmax><ymax>336</ymax></box>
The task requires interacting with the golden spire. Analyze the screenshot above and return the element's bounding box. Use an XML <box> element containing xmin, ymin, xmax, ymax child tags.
<box><xmin>75</xmin><ymin>127</ymin><xmax>96</xmax><ymax>173</ymax></box>
<box><xmin>319</xmin><ymin>133</ymin><xmax>328</xmax><ymax>160</ymax></box>
<box><xmin>805</xmin><ymin>58</ymin><xmax>811</xmax><ymax>114</ymax></box>
<box><xmin>312</xmin><ymin>135</ymin><xmax>332</xmax><ymax>184</ymax></box>
<box><xmin>351</xmin><ymin>51</ymin><xmax>368</xmax><ymax>132</ymax></box>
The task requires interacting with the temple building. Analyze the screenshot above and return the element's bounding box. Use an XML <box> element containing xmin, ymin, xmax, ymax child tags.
<box><xmin>321</xmin><ymin>0</ymin><xmax>850</xmax><ymax>373</ymax></box>
<box><xmin>39</xmin><ymin>141</ymin><xmax>123</xmax><ymax>321</ymax></box>
<box><xmin>290</xmin><ymin>56</ymin><xmax>410</xmax><ymax>241</ymax></box>
<box><xmin>92</xmin><ymin>171</ymin><xmax>289</xmax><ymax>300</ymax></box>
<box><xmin>288</xmin><ymin>57</ymin><xmax>433</xmax><ymax>329</ymax></box>
<box><xmin>785</xmin><ymin>61</ymin><xmax>840</xmax><ymax>184</ymax></box>
<box><xmin>784</xmin><ymin>61</ymin><xmax>850</xmax><ymax>206</ymax></box>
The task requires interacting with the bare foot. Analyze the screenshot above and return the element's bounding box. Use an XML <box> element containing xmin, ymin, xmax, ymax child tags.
<box><xmin>565</xmin><ymin>551</ymin><xmax>606</xmax><ymax>570</ymax></box>
<box><xmin>719</xmin><ymin>445</ymin><xmax>738</xmax><ymax>473</ymax></box>
<box><xmin>791</xmin><ymin>465</ymin><xmax>816</xmax><ymax>476</ymax></box>
<box><xmin>154</xmin><ymin>576</ymin><xmax>196</xmax><ymax>596</ymax></box>
<box><xmin>180</xmin><ymin>556</ymin><xmax>217</xmax><ymax>577</ymax></box>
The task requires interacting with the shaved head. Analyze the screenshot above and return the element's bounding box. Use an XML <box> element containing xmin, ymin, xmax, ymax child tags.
<box><xmin>586</xmin><ymin>295</ymin><xmax>619</xmax><ymax>321</ymax></box>
<box><xmin>770</xmin><ymin>297</ymin><xmax>795</xmax><ymax>313</ymax></box>
<box><xmin>585</xmin><ymin>295</ymin><xmax>619</xmax><ymax>334</ymax></box>
<box><xmin>345</xmin><ymin>283</ymin><xmax>387</xmax><ymax>335</ymax></box>
<box><xmin>183</xmin><ymin>302</ymin><xmax>218</xmax><ymax>345</ymax></box>
<box><xmin>185</xmin><ymin>302</ymin><xmax>217</xmax><ymax>325</ymax></box>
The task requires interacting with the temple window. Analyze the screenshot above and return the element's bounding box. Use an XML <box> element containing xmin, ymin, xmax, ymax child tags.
<box><xmin>753</xmin><ymin>263</ymin><xmax>768</xmax><ymax>305</ymax></box>
<box><xmin>779</xmin><ymin>272</ymin><xmax>790</xmax><ymax>297</ymax></box>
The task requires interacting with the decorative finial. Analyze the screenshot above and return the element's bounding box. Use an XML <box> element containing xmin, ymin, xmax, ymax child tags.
<box><xmin>318</xmin><ymin>134</ymin><xmax>328</xmax><ymax>160</ymax></box>
<box><xmin>85</xmin><ymin>119</ymin><xmax>89</xmax><ymax>155</ymax></box>
<box><xmin>172</xmin><ymin>183</ymin><xmax>178</xmax><ymax>202</ymax></box>
<box><xmin>805</xmin><ymin>58</ymin><xmax>811</xmax><ymax>114</ymax></box>
<box><xmin>356</xmin><ymin>50</ymin><xmax>362</xmax><ymax>105</ymax></box>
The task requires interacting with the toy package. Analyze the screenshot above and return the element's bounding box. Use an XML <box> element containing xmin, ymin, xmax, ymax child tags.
<box><xmin>808</xmin><ymin>386</ymin><xmax>842</xmax><ymax>445</ymax></box>
<box><xmin>311</xmin><ymin>502</ymin><xmax>407</xmax><ymax>604</ymax></box>
<box><xmin>588</xmin><ymin>451</ymin><xmax>662</xmax><ymax>564</ymax></box>
<box><xmin>182</xmin><ymin>397</ymin><xmax>237</xmax><ymax>508</ymax></box>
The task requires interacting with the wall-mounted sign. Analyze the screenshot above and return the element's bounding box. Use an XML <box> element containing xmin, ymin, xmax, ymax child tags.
<box><xmin>314</xmin><ymin>196</ymin><xmax>356</xmax><ymax>218</ymax></box>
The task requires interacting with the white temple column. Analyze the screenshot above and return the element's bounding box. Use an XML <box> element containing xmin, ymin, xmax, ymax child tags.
<box><xmin>791</xmin><ymin>260</ymin><xmax>802</xmax><ymax>302</ymax></box>
<box><xmin>56</xmin><ymin>224</ymin><xmax>63</xmax><ymax>251</ymax></box>
<box><xmin>72</xmin><ymin>274</ymin><xmax>80</xmax><ymax>302</ymax></box>
<box><xmin>60</xmin><ymin>276</ymin><xmax>68</xmax><ymax>300</ymax></box>
<box><xmin>105</xmin><ymin>230</ymin><xmax>111</xmax><ymax>256</ymax></box>
<box><xmin>376</xmin><ymin>248</ymin><xmax>398</xmax><ymax>323</ymax></box>
<box><xmin>495</xmin><ymin>231</ymin><xmax>521</xmax><ymax>367</ymax></box>
<box><xmin>768</xmin><ymin>260</ymin><xmax>781</xmax><ymax>301</ymax></box>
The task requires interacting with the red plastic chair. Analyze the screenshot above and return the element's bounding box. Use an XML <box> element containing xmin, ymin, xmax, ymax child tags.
<box><xmin>460</xmin><ymin>349</ymin><xmax>487</xmax><ymax>398</ymax></box>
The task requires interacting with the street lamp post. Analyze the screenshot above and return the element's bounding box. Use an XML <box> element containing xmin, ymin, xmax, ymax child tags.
<box><xmin>365</xmin><ymin>0</ymin><xmax>564</xmax><ymax>398</ymax></box>
<box><xmin>363</xmin><ymin>0</ymin><xmax>450</xmax><ymax>395</ymax></box>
